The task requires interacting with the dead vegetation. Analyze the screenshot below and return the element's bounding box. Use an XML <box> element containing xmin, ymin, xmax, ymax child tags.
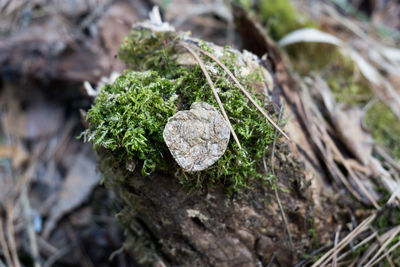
<box><xmin>0</xmin><ymin>0</ymin><xmax>399</xmax><ymax>266</ymax></box>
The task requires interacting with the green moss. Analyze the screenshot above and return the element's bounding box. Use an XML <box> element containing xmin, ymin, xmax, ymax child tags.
<box><xmin>307</xmin><ymin>217</ymin><xmax>319</xmax><ymax>248</ymax></box>
<box><xmin>253</xmin><ymin>0</ymin><xmax>400</xmax><ymax>159</ymax></box>
<box><xmin>119</xmin><ymin>29</ymin><xmax>179</xmax><ymax>76</ymax></box>
<box><xmin>366</xmin><ymin>101</ymin><xmax>400</xmax><ymax>159</ymax></box>
<box><xmin>235</xmin><ymin>0</ymin><xmax>315</xmax><ymax>40</ymax></box>
<box><xmin>85</xmin><ymin>70</ymin><xmax>181</xmax><ymax>176</ymax></box>
<box><xmin>283</xmin><ymin>40</ymin><xmax>399</xmax><ymax>160</ymax></box>
<box><xmin>252</xmin><ymin>0</ymin><xmax>372</xmax><ymax>106</ymax></box>
<box><xmin>284</xmin><ymin>44</ymin><xmax>400</xmax><ymax>160</ymax></box>
<box><xmin>84</xmin><ymin>28</ymin><xmax>276</xmax><ymax>193</ymax></box>
<box><xmin>258</xmin><ymin>0</ymin><xmax>315</xmax><ymax>40</ymax></box>
<box><xmin>285</xmin><ymin>43</ymin><xmax>372</xmax><ymax>104</ymax></box>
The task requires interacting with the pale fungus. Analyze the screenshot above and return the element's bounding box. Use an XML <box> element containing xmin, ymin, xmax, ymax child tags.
<box><xmin>163</xmin><ymin>102</ymin><xmax>230</xmax><ymax>172</ymax></box>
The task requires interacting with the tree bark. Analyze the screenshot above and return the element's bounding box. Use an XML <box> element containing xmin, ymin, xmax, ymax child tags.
<box><xmin>100</xmin><ymin>142</ymin><xmax>337</xmax><ymax>266</ymax></box>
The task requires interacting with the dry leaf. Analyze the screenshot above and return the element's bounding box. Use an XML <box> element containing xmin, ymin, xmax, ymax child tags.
<box><xmin>42</xmin><ymin>153</ymin><xmax>100</xmax><ymax>238</ymax></box>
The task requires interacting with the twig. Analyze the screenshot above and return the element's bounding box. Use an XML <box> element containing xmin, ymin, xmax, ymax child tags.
<box><xmin>364</xmin><ymin>226</ymin><xmax>400</xmax><ymax>266</ymax></box>
<box><xmin>21</xmin><ymin>187</ymin><xmax>41</xmax><ymax>267</ymax></box>
<box><xmin>43</xmin><ymin>246</ymin><xmax>70</xmax><ymax>267</ymax></box>
<box><xmin>335</xmin><ymin>230</ymin><xmax>377</xmax><ymax>262</ymax></box>
<box><xmin>178</xmin><ymin>41</ymin><xmax>242</xmax><ymax>149</ymax></box>
<box><xmin>293</xmin><ymin>243</ymin><xmax>332</xmax><ymax>267</ymax></box>
<box><xmin>74</xmin><ymin>0</ymin><xmax>113</xmax><ymax>34</ymax></box>
<box><xmin>37</xmin><ymin>236</ymin><xmax>59</xmax><ymax>256</ymax></box>
<box><xmin>266</xmin><ymin>253</ymin><xmax>276</xmax><ymax>267</ymax></box>
<box><xmin>263</xmin><ymin>103</ymin><xmax>293</xmax><ymax>251</ymax></box>
<box><xmin>6</xmin><ymin>201</ymin><xmax>21</xmax><ymax>267</ymax></box>
<box><xmin>375</xmin><ymin>145</ymin><xmax>400</xmax><ymax>172</ymax></box>
<box><xmin>312</xmin><ymin>214</ymin><xmax>376</xmax><ymax>267</ymax></box>
<box><xmin>194</xmin><ymin>46</ymin><xmax>290</xmax><ymax>140</ymax></box>
<box><xmin>0</xmin><ymin>211</ymin><xmax>12</xmax><ymax>267</ymax></box>
<box><xmin>332</xmin><ymin>225</ymin><xmax>341</xmax><ymax>267</ymax></box>
<box><xmin>368</xmin><ymin>239</ymin><xmax>400</xmax><ymax>267</ymax></box>
<box><xmin>324</xmin><ymin>136</ymin><xmax>380</xmax><ymax>209</ymax></box>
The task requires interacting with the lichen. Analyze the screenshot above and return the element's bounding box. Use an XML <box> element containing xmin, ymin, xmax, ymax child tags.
<box><xmin>83</xmin><ymin>27</ymin><xmax>277</xmax><ymax>193</ymax></box>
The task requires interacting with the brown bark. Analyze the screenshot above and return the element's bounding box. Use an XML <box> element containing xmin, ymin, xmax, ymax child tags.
<box><xmin>100</xmin><ymin>141</ymin><xmax>338</xmax><ymax>266</ymax></box>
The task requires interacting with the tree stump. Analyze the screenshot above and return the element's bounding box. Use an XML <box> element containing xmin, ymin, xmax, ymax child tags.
<box><xmin>85</xmin><ymin>19</ymin><xmax>342</xmax><ymax>266</ymax></box>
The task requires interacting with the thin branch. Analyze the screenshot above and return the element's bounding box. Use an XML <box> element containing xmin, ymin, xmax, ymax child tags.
<box><xmin>293</xmin><ymin>243</ymin><xmax>333</xmax><ymax>267</ymax></box>
<box><xmin>21</xmin><ymin>187</ymin><xmax>41</xmax><ymax>267</ymax></box>
<box><xmin>263</xmin><ymin>103</ymin><xmax>293</xmax><ymax>251</ymax></box>
<box><xmin>312</xmin><ymin>214</ymin><xmax>376</xmax><ymax>267</ymax></box>
<box><xmin>369</xmin><ymin>239</ymin><xmax>400</xmax><ymax>267</ymax></box>
<box><xmin>364</xmin><ymin>226</ymin><xmax>400</xmax><ymax>266</ymax></box>
<box><xmin>178</xmin><ymin>42</ymin><xmax>242</xmax><ymax>149</ymax></box>
<box><xmin>332</xmin><ymin>225</ymin><xmax>342</xmax><ymax>267</ymax></box>
<box><xmin>0</xmin><ymin>211</ymin><xmax>12</xmax><ymax>267</ymax></box>
<box><xmin>6</xmin><ymin>201</ymin><xmax>21</xmax><ymax>267</ymax></box>
<box><xmin>336</xmin><ymin>230</ymin><xmax>377</xmax><ymax>262</ymax></box>
<box><xmin>194</xmin><ymin>46</ymin><xmax>290</xmax><ymax>140</ymax></box>
<box><xmin>43</xmin><ymin>246</ymin><xmax>71</xmax><ymax>267</ymax></box>
<box><xmin>323</xmin><ymin>135</ymin><xmax>380</xmax><ymax>209</ymax></box>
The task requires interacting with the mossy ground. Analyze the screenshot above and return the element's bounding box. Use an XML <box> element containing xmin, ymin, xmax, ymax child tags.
<box><xmin>83</xmin><ymin>27</ymin><xmax>277</xmax><ymax>193</ymax></box>
<box><xmin>238</xmin><ymin>0</ymin><xmax>400</xmax><ymax>263</ymax></box>
<box><xmin>258</xmin><ymin>0</ymin><xmax>315</xmax><ymax>40</ymax></box>
<box><xmin>236</xmin><ymin>0</ymin><xmax>315</xmax><ymax>40</ymax></box>
<box><xmin>237</xmin><ymin>0</ymin><xmax>400</xmax><ymax>159</ymax></box>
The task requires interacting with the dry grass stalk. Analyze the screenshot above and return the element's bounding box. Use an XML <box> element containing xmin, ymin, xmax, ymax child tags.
<box><xmin>263</xmin><ymin>103</ymin><xmax>293</xmax><ymax>251</ymax></box>
<box><xmin>321</xmin><ymin>218</ymin><xmax>400</xmax><ymax>266</ymax></box>
<box><xmin>335</xmin><ymin>231</ymin><xmax>377</xmax><ymax>262</ymax></box>
<box><xmin>195</xmin><ymin>46</ymin><xmax>290</xmax><ymax>140</ymax></box>
<box><xmin>369</xmin><ymin>240</ymin><xmax>400</xmax><ymax>266</ymax></box>
<box><xmin>0</xmin><ymin>213</ymin><xmax>12</xmax><ymax>267</ymax></box>
<box><xmin>364</xmin><ymin>226</ymin><xmax>400</xmax><ymax>266</ymax></box>
<box><xmin>21</xmin><ymin>188</ymin><xmax>41</xmax><ymax>267</ymax></box>
<box><xmin>324</xmin><ymin>136</ymin><xmax>380</xmax><ymax>209</ymax></box>
<box><xmin>332</xmin><ymin>225</ymin><xmax>341</xmax><ymax>267</ymax></box>
<box><xmin>357</xmin><ymin>228</ymin><xmax>383</xmax><ymax>265</ymax></box>
<box><xmin>178</xmin><ymin>42</ymin><xmax>242</xmax><ymax>149</ymax></box>
<box><xmin>311</xmin><ymin>214</ymin><xmax>376</xmax><ymax>266</ymax></box>
<box><xmin>375</xmin><ymin>146</ymin><xmax>400</xmax><ymax>172</ymax></box>
<box><xmin>6</xmin><ymin>201</ymin><xmax>21</xmax><ymax>267</ymax></box>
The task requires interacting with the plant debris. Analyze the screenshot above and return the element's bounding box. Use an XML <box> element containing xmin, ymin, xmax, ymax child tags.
<box><xmin>0</xmin><ymin>0</ymin><xmax>399</xmax><ymax>266</ymax></box>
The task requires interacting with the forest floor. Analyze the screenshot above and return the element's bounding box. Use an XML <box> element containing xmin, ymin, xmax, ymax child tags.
<box><xmin>0</xmin><ymin>0</ymin><xmax>400</xmax><ymax>266</ymax></box>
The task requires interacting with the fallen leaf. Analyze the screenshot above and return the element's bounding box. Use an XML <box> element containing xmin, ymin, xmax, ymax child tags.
<box><xmin>0</xmin><ymin>141</ymin><xmax>29</xmax><ymax>168</ymax></box>
<box><xmin>42</xmin><ymin>152</ymin><xmax>100</xmax><ymax>238</ymax></box>
<box><xmin>0</xmin><ymin>145</ymin><xmax>15</xmax><ymax>158</ymax></box>
<box><xmin>278</xmin><ymin>28</ymin><xmax>343</xmax><ymax>47</ymax></box>
<box><xmin>2</xmin><ymin>95</ymin><xmax>64</xmax><ymax>139</ymax></box>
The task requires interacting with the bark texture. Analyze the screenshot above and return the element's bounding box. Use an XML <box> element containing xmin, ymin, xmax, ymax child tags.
<box><xmin>100</xmin><ymin>141</ymin><xmax>338</xmax><ymax>266</ymax></box>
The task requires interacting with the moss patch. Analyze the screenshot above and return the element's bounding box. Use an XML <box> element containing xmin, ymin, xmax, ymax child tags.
<box><xmin>366</xmin><ymin>101</ymin><xmax>400</xmax><ymax>158</ymax></box>
<box><xmin>83</xmin><ymin>28</ymin><xmax>276</xmax><ymax>193</ymax></box>
<box><xmin>249</xmin><ymin>0</ymin><xmax>400</xmax><ymax>159</ymax></box>
<box><xmin>287</xmin><ymin>42</ymin><xmax>400</xmax><ymax>159</ymax></box>
<box><xmin>258</xmin><ymin>0</ymin><xmax>315</xmax><ymax>40</ymax></box>
<box><xmin>286</xmin><ymin>43</ymin><xmax>373</xmax><ymax>105</ymax></box>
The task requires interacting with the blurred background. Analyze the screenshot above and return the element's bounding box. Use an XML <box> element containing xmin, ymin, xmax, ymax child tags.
<box><xmin>0</xmin><ymin>0</ymin><xmax>400</xmax><ymax>266</ymax></box>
